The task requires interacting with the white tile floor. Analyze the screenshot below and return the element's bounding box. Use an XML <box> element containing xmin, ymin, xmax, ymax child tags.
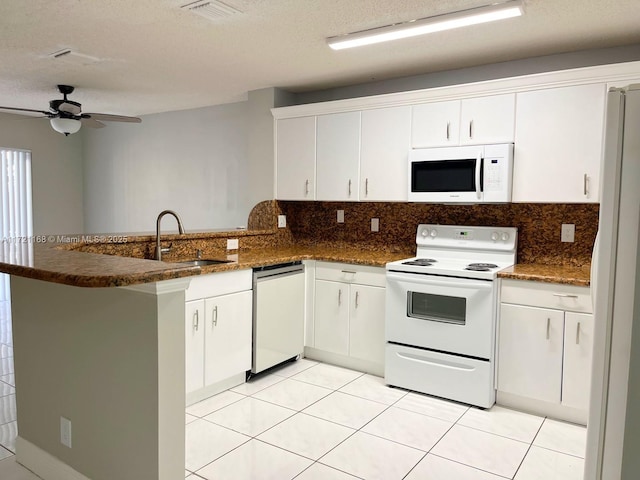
<box><xmin>0</xmin><ymin>296</ymin><xmax>587</xmax><ymax>480</ymax></box>
<box><xmin>184</xmin><ymin>358</ymin><xmax>587</xmax><ymax>480</ymax></box>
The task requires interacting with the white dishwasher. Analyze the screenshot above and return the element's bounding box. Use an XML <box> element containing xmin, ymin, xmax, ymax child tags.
<box><xmin>251</xmin><ymin>262</ymin><xmax>305</xmax><ymax>375</ymax></box>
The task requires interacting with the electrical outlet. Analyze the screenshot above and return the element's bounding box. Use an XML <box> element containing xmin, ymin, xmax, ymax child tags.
<box><xmin>371</xmin><ymin>218</ymin><xmax>379</xmax><ymax>232</ymax></box>
<box><xmin>561</xmin><ymin>224</ymin><xmax>575</xmax><ymax>243</ymax></box>
<box><xmin>277</xmin><ymin>215</ymin><xmax>286</xmax><ymax>228</ymax></box>
<box><xmin>337</xmin><ymin>210</ymin><xmax>345</xmax><ymax>223</ymax></box>
<box><xmin>226</xmin><ymin>238</ymin><xmax>239</xmax><ymax>250</ymax></box>
<box><xmin>60</xmin><ymin>417</ymin><xmax>72</xmax><ymax>448</ymax></box>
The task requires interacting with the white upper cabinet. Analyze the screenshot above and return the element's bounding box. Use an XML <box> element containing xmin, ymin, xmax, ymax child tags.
<box><xmin>411</xmin><ymin>94</ymin><xmax>515</xmax><ymax>148</ymax></box>
<box><xmin>275</xmin><ymin>116</ymin><xmax>316</xmax><ymax>200</ymax></box>
<box><xmin>360</xmin><ymin>106</ymin><xmax>411</xmax><ymax>201</ymax></box>
<box><xmin>316</xmin><ymin>111</ymin><xmax>361</xmax><ymax>201</ymax></box>
<box><xmin>459</xmin><ymin>93</ymin><xmax>516</xmax><ymax>145</ymax></box>
<box><xmin>513</xmin><ymin>83</ymin><xmax>606</xmax><ymax>203</ymax></box>
<box><xmin>412</xmin><ymin>100</ymin><xmax>460</xmax><ymax>147</ymax></box>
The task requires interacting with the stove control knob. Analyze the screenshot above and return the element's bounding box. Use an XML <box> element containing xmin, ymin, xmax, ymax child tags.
<box><xmin>491</xmin><ymin>231</ymin><xmax>499</xmax><ymax>241</ymax></box>
<box><xmin>430</xmin><ymin>229</ymin><xmax>438</xmax><ymax>238</ymax></box>
<box><xmin>501</xmin><ymin>232</ymin><xmax>510</xmax><ymax>241</ymax></box>
<box><xmin>421</xmin><ymin>228</ymin><xmax>429</xmax><ymax>238</ymax></box>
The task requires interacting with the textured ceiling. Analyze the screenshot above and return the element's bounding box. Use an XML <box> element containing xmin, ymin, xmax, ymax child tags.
<box><xmin>0</xmin><ymin>0</ymin><xmax>639</xmax><ymax>117</ymax></box>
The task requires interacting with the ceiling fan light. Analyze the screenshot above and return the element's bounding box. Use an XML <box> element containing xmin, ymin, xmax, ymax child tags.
<box><xmin>50</xmin><ymin>117</ymin><xmax>81</xmax><ymax>136</ymax></box>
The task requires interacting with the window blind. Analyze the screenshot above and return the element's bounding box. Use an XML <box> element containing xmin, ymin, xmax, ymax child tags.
<box><xmin>0</xmin><ymin>148</ymin><xmax>33</xmax><ymax>301</ymax></box>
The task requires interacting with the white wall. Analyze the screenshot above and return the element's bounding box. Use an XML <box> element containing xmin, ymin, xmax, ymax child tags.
<box><xmin>0</xmin><ymin>113</ymin><xmax>84</xmax><ymax>234</ymax></box>
<box><xmin>82</xmin><ymin>101</ymin><xmax>251</xmax><ymax>233</ymax></box>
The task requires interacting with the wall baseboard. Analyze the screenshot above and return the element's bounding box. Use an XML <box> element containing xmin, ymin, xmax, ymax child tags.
<box><xmin>15</xmin><ymin>436</ymin><xmax>90</xmax><ymax>480</ymax></box>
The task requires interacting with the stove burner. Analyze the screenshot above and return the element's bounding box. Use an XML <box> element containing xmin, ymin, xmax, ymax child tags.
<box><xmin>465</xmin><ymin>266</ymin><xmax>491</xmax><ymax>272</ymax></box>
<box><xmin>402</xmin><ymin>258</ymin><xmax>437</xmax><ymax>266</ymax></box>
<box><xmin>467</xmin><ymin>263</ymin><xmax>499</xmax><ymax>269</ymax></box>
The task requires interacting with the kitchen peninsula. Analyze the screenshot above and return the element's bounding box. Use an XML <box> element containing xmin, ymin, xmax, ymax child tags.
<box><xmin>0</xmin><ymin>221</ymin><xmax>407</xmax><ymax>480</ymax></box>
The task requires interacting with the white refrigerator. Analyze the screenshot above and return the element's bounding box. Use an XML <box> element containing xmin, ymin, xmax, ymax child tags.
<box><xmin>586</xmin><ymin>84</ymin><xmax>640</xmax><ymax>480</ymax></box>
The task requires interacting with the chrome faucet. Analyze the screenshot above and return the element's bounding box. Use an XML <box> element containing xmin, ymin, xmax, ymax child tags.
<box><xmin>155</xmin><ymin>210</ymin><xmax>185</xmax><ymax>261</ymax></box>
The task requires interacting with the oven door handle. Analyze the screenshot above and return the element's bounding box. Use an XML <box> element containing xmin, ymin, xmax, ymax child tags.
<box><xmin>386</xmin><ymin>271</ymin><xmax>492</xmax><ymax>290</ymax></box>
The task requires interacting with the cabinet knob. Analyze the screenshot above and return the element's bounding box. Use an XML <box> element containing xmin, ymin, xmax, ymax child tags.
<box><xmin>546</xmin><ymin>317</ymin><xmax>550</xmax><ymax>340</ymax></box>
<box><xmin>305</xmin><ymin>179</ymin><xmax>310</xmax><ymax>196</ymax></box>
<box><xmin>583</xmin><ymin>174</ymin><xmax>588</xmax><ymax>196</ymax></box>
<box><xmin>212</xmin><ymin>305</ymin><xmax>218</xmax><ymax>327</ymax></box>
<box><xmin>193</xmin><ymin>310</ymin><xmax>199</xmax><ymax>331</ymax></box>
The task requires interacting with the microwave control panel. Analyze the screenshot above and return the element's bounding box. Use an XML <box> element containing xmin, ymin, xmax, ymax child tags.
<box><xmin>484</xmin><ymin>158</ymin><xmax>504</xmax><ymax>192</ymax></box>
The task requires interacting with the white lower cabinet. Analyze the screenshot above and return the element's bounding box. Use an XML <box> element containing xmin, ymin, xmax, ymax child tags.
<box><xmin>311</xmin><ymin>262</ymin><xmax>386</xmax><ymax>374</ymax></box>
<box><xmin>562</xmin><ymin>312</ymin><xmax>594</xmax><ymax>411</ymax></box>
<box><xmin>185</xmin><ymin>270</ymin><xmax>252</xmax><ymax>404</ymax></box>
<box><xmin>498</xmin><ymin>304</ymin><xmax>564</xmax><ymax>403</ymax></box>
<box><xmin>497</xmin><ymin>279</ymin><xmax>593</xmax><ymax>423</ymax></box>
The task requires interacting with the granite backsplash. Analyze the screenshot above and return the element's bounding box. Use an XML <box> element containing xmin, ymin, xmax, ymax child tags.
<box><xmin>256</xmin><ymin>201</ymin><xmax>599</xmax><ymax>267</ymax></box>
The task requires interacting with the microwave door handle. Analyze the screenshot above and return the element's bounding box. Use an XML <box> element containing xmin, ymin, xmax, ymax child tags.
<box><xmin>475</xmin><ymin>155</ymin><xmax>482</xmax><ymax>200</ymax></box>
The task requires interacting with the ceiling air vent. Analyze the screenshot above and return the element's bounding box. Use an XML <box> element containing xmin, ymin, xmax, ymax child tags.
<box><xmin>47</xmin><ymin>49</ymin><xmax>102</xmax><ymax>65</ymax></box>
<box><xmin>181</xmin><ymin>0</ymin><xmax>241</xmax><ymax>20</ymax></box>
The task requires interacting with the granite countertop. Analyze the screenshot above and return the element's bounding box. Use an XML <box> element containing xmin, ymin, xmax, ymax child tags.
<box><xmin>0</xmin><ymin>234</ymin><xmax>409</xmax><ymax>288</ymax></box>
<box><xmin>498</xmin><ymin>263</ymin><xmax>591</xmax><ymax>287</ymax></box>
<box><xmin>0</xmin><ymin>230</ymin><xmax>590</xmax><ymax>288</ymax></box>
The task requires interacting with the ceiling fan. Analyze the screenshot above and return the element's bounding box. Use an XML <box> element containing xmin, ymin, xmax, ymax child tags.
<box><xmin>0</xmin><ymin>85</ymin><xmax>142</xmax><ymax>136</ymax></box>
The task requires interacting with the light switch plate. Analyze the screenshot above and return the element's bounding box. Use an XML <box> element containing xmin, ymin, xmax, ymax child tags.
<box><xmin>337</xmin><ymin>210</ymin><xmax>345</xmax><ymax>223</ymax></box>
<box><xmin>277</xmin><ymin>215</ymin><xmax>286</xmax><ymax>228</ymax></box>
<box><xmin>561</xmin><ymin>224</ymin><xmax>575</xmax><ymax>243</ymax></box>
<box><xmin>226</xmin><ymin>238</ymin><xmax>239</xmax><ymax>250</ymax></box>
<box><xmin>371</xmin><ymin>218</ymin><xmax>379</xmax><ymax>232</ymax></box>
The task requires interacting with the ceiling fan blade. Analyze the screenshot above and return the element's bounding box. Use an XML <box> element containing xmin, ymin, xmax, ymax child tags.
<box><xmin>83</xmin><ymin>113</ymin><xmax>141</xmax><ymax>123</ymax></box>
<box><xmin>0</xmin><ymin>106</ymin><xmax>52</xmax><ymax>117</ymax></box>
<box><xmin>81</xmin><ymin>117</ymin><xmax>106</xmax><ymax>129</ymax></box>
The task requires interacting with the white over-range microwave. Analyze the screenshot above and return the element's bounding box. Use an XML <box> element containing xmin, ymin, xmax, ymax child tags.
<box><xmin>408</xmin><ymin>143</ymin><xmax>514</xmax><ymax>203</ymax></box>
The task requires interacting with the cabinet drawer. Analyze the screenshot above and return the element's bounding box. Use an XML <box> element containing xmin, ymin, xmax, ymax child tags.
<box><xmin>501</xmin><ymin>279</ymin><xmax>592</xmax><ymax>313</ymax></box>
<box><xmin>185</xmin><ymin>269</ymin><xmax>252</xmax><ymax>301</ymax></box>
<box><xmin>315</xmin><ymin>261</ymin><xmax>385</xmax><ymax>287</ymax></box>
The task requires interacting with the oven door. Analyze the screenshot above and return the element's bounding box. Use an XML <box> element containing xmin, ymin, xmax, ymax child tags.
<box><xmin>386</xmin><ymin>271</ymin><xmax>496</xmax><ymax>359</ymax></box>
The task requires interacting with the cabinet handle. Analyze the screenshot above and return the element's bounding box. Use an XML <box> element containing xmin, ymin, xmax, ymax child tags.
<box><xmin>553</xmin><ymin>293</ymin><xmax>579</xmax><ymax>298</ymax></box>
<box><xmin>469</xmin><ymin>120</ymin><xmax>474</xmax><ymax>139</ymax></box>
<box><xmin>348</xmin><ymin>179</ymin><xmax>352</xmax><ymax>196</ymax></box>
<box><xmin>305</xmin><ymin>179</ymin><xmax>309</xmax><ymax>196</ymax></box>
<box><xmin>365</xmin><ymin>178</ymin><xmax>369</xmax><ymax>196</ymax></box>
<box><xmin>583</xmin><ymin>174</ymin><xmax>588</xmax><ymax>196</ymax></box>
<box><xmin>338</xmin><ymin>289</ymin><xmax>342</xmax><ymax>306</ymax></box>
<box><xmin>355</xmin><ymin>291</ymin><xmax>359</xmax><ymax>309</ymax></box>
<box><xmin>576</xmin><ymin>322</ymin><xmax>581</xmax><ymax>344</ymax></box>
<box><xmin>546</xmin><ymin>317</ymin><xmax>550</xmax><ymax>340</ymax></box>
<box><xmin>193</xmin><ymin>310</ymin><xmax>199</xmax><ymax>331</ymax></box>
<box><xmin>212</xmin><ymin>305</ymin><xmax>218</xmax><ymax>327</ymax></box>
<box><xmin>446</xmin><ymin>121</ymin><xmax>450</xmax><ymax>140</ymax></box>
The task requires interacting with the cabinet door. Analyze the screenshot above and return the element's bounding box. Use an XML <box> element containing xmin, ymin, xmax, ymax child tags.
<box><xmin>360</xmin><ymin>106</ymin><xmax>411</xmax><ymax>201</ymax></box>
<box><xmin>204</xmin><ymin>291</ymin><xmax>252</xmax><ymax>386</ymax></box>
<box><xmin>498</xmin><ymin>303</ymin><xmax>564</xmax><ymax>403</ymax></box>
<box><xmin>562</xmin><ymin>312</ymin><xmax>594</xmax><ymax>411</ymax></box>
<box><xmin>349</xmin><ymin>284</ymin><xmax>385</xmax><ymax>365</ymax></box>
<box><xmin>314</xmin><ymin>280</ymin><xmax>349</xmax><ymax>355</ymax></box>
<box><xmin>513</xmin><ymin>84</ymin><xmax>606</xmax><ymax>202</ymax></box>
<box><xmin>185</xmin><ymin>300</ymin><xmax>205</xmax><ymax>394</ymax></box>
<box><xmin>459</xmin><ymin>94</ymin><xmax>515</xmax><ymax>145</ymax></box>
<box><xmin>276</xmin><ymin>116</ymin><xmax>316</xmax><ymax>200</ymax></box>
<box><xmin>411</xmin><ymin>100</ymin><xmax>460</xmax><ymax>147</ymax></box>
<box><xmin>316</xmin><ymin>112</ymin><xmax>361</xmax><ymax>201</ymax></box>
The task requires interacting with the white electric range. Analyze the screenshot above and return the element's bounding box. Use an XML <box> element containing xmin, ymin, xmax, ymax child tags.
<box><xmin>385</xmin><ymin>224</ymin><xmax>518</xmax><ymax>408</ymax></box>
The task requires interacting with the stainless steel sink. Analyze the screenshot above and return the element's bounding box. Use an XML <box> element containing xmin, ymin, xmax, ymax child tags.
<box><xmin>178</xmin><ymin>259</ymin><xmax>232</xmax><ymax>267</ymax></box>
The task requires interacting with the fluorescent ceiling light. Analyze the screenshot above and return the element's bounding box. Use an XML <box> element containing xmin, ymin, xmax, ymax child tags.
<box><xmin>327</xmin><ymin>1</ymin><xmax>524</xmax><ymax>50</ymax></box>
